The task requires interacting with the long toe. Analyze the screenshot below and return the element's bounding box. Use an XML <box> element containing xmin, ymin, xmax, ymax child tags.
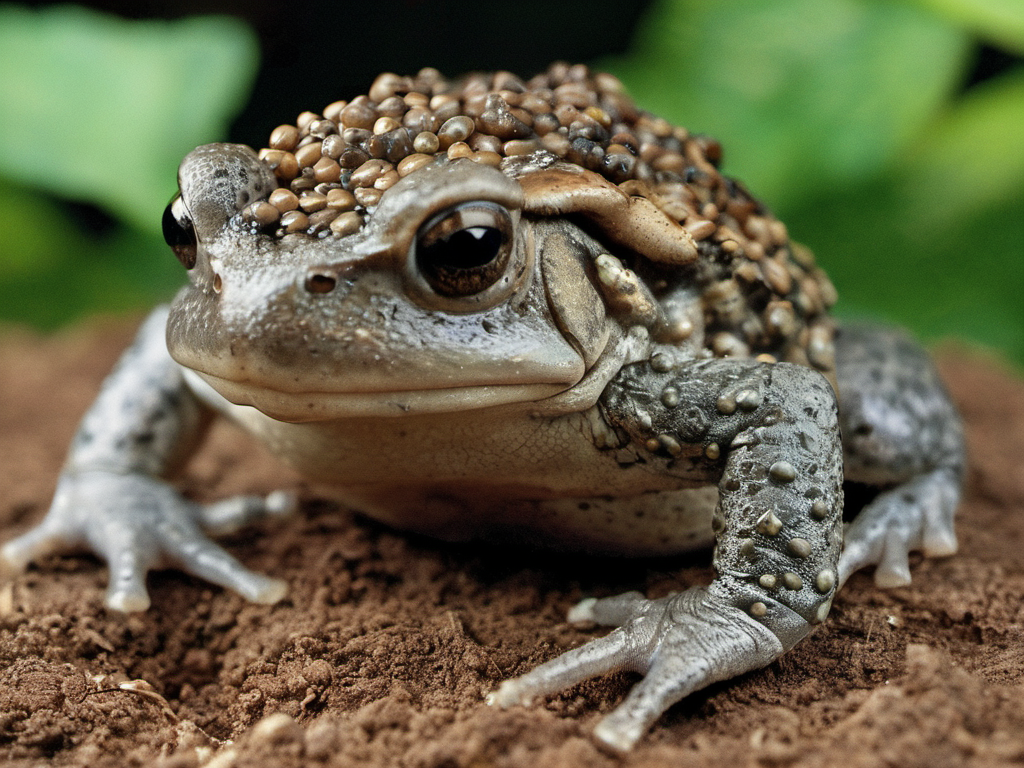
<box><xmin>489</xmin><ymin>622</ymin><xmax>643</xmax><ymax>708</ymax></box>
<box><xmin>197</xmin><ymin>491</ymin><xmax>299</xmax><ymax>535</ymax></box>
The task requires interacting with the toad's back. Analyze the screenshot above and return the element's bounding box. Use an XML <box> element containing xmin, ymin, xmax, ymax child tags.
<box><xmin>242</xmin><ymin>63</ymin><xmax>838</xmax><ymax>381</ymax></box>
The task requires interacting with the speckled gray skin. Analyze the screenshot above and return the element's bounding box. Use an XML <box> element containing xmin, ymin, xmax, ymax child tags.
<box><xmin>1</xmin><ymin>309</ymin><xmax>295</xmax><ymax>612</ymax></box>
<box><xmin>489</xmin><ymin>357</ymin><xmax>843</xmax><ymax>748</ymax></box>
<box><xmin>2</xmin><ymin>128</ymin><xmax>964</xmax><ymax>752</ymax></box>
<box><xmin>834</xmin><ymin>324</ymin><xmax>964</xmax><ymax>587</ymax></box>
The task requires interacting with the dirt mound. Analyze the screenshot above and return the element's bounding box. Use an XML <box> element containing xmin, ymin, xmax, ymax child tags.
<box><xmin>1</xmin><ymin>319</ymin><xmax>1022</xmax><ymax>767</ymax></box>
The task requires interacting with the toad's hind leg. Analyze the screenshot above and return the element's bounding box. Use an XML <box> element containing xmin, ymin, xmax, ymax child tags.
<box><xmin>835</xmin><ymin>324</ymin><xmax>965</xmax><ymax>587</ymax></box>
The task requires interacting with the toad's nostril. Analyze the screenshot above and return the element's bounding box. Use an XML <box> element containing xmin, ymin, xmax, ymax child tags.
<box><xmin>305</xmin><ymin>272</ymin><xmax>337</xmax><ymax>294</ymax></box>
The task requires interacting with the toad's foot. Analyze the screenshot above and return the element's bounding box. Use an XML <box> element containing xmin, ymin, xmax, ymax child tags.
<box><xmin>1</xmin><ymin>470</ymin><xmax>296</xmax><ymax>611</ymax></box>
<box><xmin>488</xmin><ymin>586</ymin><xmax>786</xmax><ymax>752</ymax></box>
<box><xmin>838</xmin><ymin>467</ymin><xmax>959</xmax><ymax>588</ymax></box>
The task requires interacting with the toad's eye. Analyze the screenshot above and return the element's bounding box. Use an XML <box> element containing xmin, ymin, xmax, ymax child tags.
<box><xmin>162</xmin><ymin>195</ymin><xmax>197</xmax><ymax>270</ymax></box>
<box><xmin>414</xmin><ymin>203</ymin><xmax>514</xmax><ymax>297</ymax></box>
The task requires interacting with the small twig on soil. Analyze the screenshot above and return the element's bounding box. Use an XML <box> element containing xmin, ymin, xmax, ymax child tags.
<box><xmin>83</xmin><ymin>679</ymin><xmax>179</xmax><ymax>721</ymax></box>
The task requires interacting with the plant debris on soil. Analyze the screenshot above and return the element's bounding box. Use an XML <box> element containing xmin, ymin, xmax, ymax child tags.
<box><xmin>1</xmin><ymin>318</ymin><xmax>1023</xmax><ymax>768</ymax></box>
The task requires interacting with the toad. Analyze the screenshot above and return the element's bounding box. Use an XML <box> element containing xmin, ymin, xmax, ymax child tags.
<box><xmin>1</xmin><ymin>63</ymin><xmax>964</xmax><ymax>751</ymax></box>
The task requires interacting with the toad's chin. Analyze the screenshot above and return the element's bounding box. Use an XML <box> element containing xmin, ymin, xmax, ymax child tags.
<box><xmin>187</xmin><ymin>369</ymin><xmax>570</xmax><ymax>422</ymax></box>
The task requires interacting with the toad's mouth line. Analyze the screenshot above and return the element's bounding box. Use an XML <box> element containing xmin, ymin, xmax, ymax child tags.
<box><xmin>190</xmin><ymin>370</ymin><xmax>572</xmax><ymax>422</ymax></box>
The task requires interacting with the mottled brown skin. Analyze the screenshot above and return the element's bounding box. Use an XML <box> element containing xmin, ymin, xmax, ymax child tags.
<box><xmin>246</xmin><ymin>63</ymin><xmax>838</xmax><ymax>385</ymax></box>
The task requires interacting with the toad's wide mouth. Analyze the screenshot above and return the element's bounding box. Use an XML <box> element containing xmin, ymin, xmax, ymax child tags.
<box><xmin>193</xmin><ymin>371</ymin><xmax>571</xmax><ymax>422</ymax></box>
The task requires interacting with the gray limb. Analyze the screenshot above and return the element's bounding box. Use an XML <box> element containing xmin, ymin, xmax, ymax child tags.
<box><xmin>1</xmin><ymin>308</ymin><xmax>295</xmax><ymax>611</ymax></box>
<box><xmin>835</xmin><ymin>325</ymin><xmax>964</xmax><ymax>586</ymax></box>
<box><xmin>491</xmin><ymin>357</ymin><xmax>844</xmax><ymax>750</ymax></box>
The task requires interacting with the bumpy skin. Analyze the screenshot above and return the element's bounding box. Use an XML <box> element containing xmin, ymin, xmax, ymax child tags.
<box><xmin>834</xmin><ymin>325</ymin><xmax>963</xmax><ymax>587</ymax></box>
<box><xmin>491</xmin><ymin>330</ymin><xmax>964</xmax><ymax>750</ymax></box>
<box><xmin>1</xmin><ymin>65</ymin><xmax>965</xmax><ymax>752</ymax></box>
<box><xmin>490</xmin><ymin>357</ymin><xmax>844</xmax><ymax>749</ymax></box>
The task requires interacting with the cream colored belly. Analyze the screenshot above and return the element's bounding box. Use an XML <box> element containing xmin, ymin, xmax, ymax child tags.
<box><xmin>335</xmin><ymin>484</ymin><xmax>719</xmax><ymax>556</ymax></box>
<box><xmin>213</xmin><ymin>392</ymin><xmax>719</xmax><ymax>556</ymax></box>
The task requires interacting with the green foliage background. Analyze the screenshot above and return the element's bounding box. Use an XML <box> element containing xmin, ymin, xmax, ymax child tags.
<box><xmin>0</xmin><ymin>0</ymin><xmax>1021</xmax><ymax>364</ymax></box>
<box><xmin>0</xmin><ymin>5</ymin><xmax>258</xmax><ymax>326</ymax></box>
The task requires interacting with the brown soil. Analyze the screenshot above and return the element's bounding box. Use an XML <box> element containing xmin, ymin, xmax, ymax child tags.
<box><xmin>1</xmin><ymin>318</ymin><xmax>1022</xmax><ymax>768</ymax></box>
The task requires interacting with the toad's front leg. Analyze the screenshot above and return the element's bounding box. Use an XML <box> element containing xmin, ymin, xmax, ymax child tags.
<box><xmin>489</xmin><ymin>358</ymin><xmax>843</xmax><ymax>751</ymax></box>
<box><xmin>1</xmin><ymin>308</ymin><xmax>294</xmax><ymax>611</ymax></box>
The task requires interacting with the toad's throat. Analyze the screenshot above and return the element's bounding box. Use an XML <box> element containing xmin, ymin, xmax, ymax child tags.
<box><xmin>194</xmin><ymin>371</ymin><xmax>571</xmax><ymax>421</ymax></box>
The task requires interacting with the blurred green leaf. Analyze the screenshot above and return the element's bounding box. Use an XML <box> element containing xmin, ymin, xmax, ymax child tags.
<box><xmin>0</xmin><ymin>180</ymin><xmax>183</xmax><ymax>328</ymax></box>
<box><xmin>910</xmin><ymin>0</ymin><xmax>1024</xmax><ymax>53</ymax></box>
<box><xmin>783</xmin><ymin>63</ymin><xmax>1024</xmax><ymax>364</ymax></box>
<box><xmin>788</xmin><ymin>70</ymin><xmax>1024</xmax><ymax>365</ymax></box>
<box><xmin>792</xmin><ymin>183</ymin><xmax>1023</xmax><ymax>365</ymax></box>
<box><xmin>897</xmin><ymin>69</ymin><xmax>1024</xmax><ymax>228</ymax></box>
<box><xmin>0</xmin><ymin>5</ymin><xmax>258</xmax><ymax>234</ymax></box>
<box><xmin>602</xmin><ymin>0</ymin><xmax>970</xmax><ymax>209</ymax></box>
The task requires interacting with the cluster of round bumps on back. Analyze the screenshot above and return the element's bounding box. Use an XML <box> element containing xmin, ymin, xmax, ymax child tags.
<box><xmin>242</xmin><ymin>62</ymin><xmax>837</xmax><ymax>377</ymax></box>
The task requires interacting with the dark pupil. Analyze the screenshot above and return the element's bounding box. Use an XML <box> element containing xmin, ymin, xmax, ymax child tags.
<box><xmin>161</xmin><ymin>202</ymin><xmax>198</xmax><ymax>269</ymax></box>
<box><xmin>162</xmin><ymin>203</ymin><xmax>193</xmax><ymax>248</ymax></box>
<box><xmin>424</xmin><ymin>226</ymin><xmax>502</xmax><ymax>270</ymax></box>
